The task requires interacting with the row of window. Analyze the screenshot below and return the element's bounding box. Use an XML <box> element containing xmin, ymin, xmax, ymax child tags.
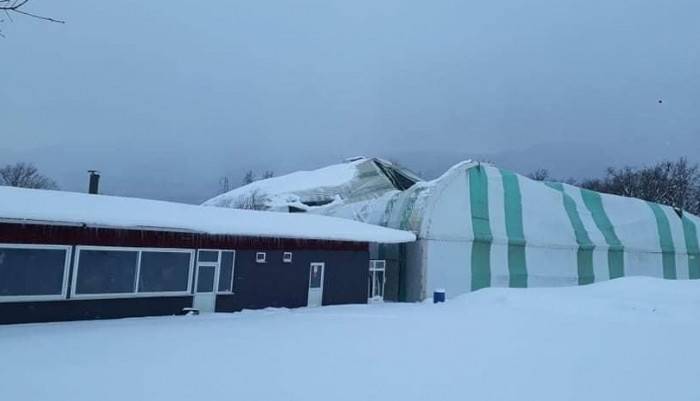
<box><xmin>256</xmin><ymin>252</ymin><xmax>293</xmax><ymax>264</ymax></box>
<box><xmin>0</xmin><ymin>244</ymin><xmax>236</xmax><ymax>302</ymax></box>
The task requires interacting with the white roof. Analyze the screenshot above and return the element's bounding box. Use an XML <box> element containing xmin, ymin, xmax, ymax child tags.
<box><xmin>0</xmin><ymin>186</ymin><xmax>416</xmax><ymax>244</ymax></box>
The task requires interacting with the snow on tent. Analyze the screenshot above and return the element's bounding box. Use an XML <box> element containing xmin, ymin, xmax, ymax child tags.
<box><xmin>205</xmin><ymin>158</ymin><xmax>700</xmax><ymax>302</ymax></box>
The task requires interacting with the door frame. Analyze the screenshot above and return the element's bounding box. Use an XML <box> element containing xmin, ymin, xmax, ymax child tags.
<box><xmin>193</xmin><ymin>249</ymin><xmax>222</xmax><ymax>312</ymax></box>
<box><xmin>307</xmin><ymin>262</ymin><xmax>325</xmax><ymax>307</ymax></box>
<box><xmin>368</xmin><ymin>259</ymin><xmax>386</xmax><ymax>302</ymax></box>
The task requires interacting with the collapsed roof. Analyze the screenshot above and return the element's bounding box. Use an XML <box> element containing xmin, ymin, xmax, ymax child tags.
<box><xmin>204</xmin><ymin>157</ymin><xmax>422</xmax><ymax>212</ymax></box>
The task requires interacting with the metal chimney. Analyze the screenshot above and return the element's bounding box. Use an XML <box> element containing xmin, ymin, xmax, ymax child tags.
<box><xmin>88</xmin><ymin>170</ymin><xmax>100</xmax><ymax>194</ymax></box>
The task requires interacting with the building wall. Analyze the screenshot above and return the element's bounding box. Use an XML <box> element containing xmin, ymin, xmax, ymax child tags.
<box><xmin>0</xmin><ymin>297</ymin><xmax>192</xmax><ymax>325</ymax></box>
<box><xmin>402</xmin><ymin>240</ymin><xmax>428</xmax><ymax>302</ymax></box>
<box><xmin>369</xmin><ymin>243</ymin><xmax>401</xmax><ymax>302</ymax></box>
<box><xmin>216</xmin><ymin>249</ymin><xmax>369</xmax><ymax>312</ymax></box>
<box><xmin>0</xmin><ymin>222</ymin><xmax>370</xmax><ymax>325</ymax></box>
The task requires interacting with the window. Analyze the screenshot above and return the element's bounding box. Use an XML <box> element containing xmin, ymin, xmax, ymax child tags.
<box><xmin>370</xmin><ymin>260</ymin><xmax>386</xmax><ymax>271</ymax></box>
<box><xmin>138</xmin><ymin>251</ymin><xmax>192</xmax><ymax>293</ymax></box>
<box><xmin>196</xmin><ymin>266</ymin><xmax>216</xmax><ymax>292</ymax></box>
<box><xmin>309</xmin><ymin>263</ymin><xmax>323</xmax><ymax>289</ymax></box>
<box><xmin>256</xmin><ymin>252</ymin><xmax>266</xmax><ymax>263</ymax></box>
<box><xmin>198</xmin><ymin>250</ymin><xmax>219</xmax><ymax>263</ymax></box>
<box><xmin>283</xmin><ymin>252</ymin><xmax>293</xmax><ymax>263</ymax></box>
<box><xmin>73</xmin><ymin>246</ymin><xmax>194</xmax><ymax>298</ymax></box>
<box><xmin>217</xmin><ymin>251</ymin><xmax>235</xmax><ymax>292</ymax></box>
<box><xmin>0</xmin><ymin>244</ymin><xmax>71</xmax><ymax>301</ymax></box>
<box><xmin>197</xmin><ymin>249</ymin><xmax>236</xmax><ymax>294</ymax></box>
<box><xmin>75</xmin><ymin>249</ymin><xmax>139</xmax><ymax>294</ymax></box>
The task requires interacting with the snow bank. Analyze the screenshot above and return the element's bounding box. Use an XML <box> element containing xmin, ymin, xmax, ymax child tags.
<box><xmin>0</xmin><ymin>186</ymin><xmax>415</xmax><ymax>243</ymax></box>
<box><xmin>2</xmin><ymin>277</ymin><xmax>698</xmax><ymax>401</ymax></box>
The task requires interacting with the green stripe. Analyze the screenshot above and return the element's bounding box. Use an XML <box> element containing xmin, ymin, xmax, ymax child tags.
<box><xmin>648</xmin><ymin>202</ymin><xmax>677</xmax><ymax>279</ymax></box>
<box><xmin>469</xmin><ymin>166</ymin><xmax>492</xmax><ymax>290</ymax></box>
<box><xmin>581</xmin><ymin>189</ymin><xmax>625</xmax><ymax>279</ymax></box>
<box><xmin>381</xmin><ymin>195</ymin><xmax>399</xmax><ymax>227</ymax></box>
<box><xmin>546</xmin><ymin>182</ymin><xmax>595</xmax><ymax>285</ymax></box>
<box><xmin>501</xmin><ymin>169</ymin><xmax>527</xmax><ymax>288</ymax></box>
<box><xmin>398</xmin><ymin>187</ymin><xmax>425</xmax><ymax>230</ymax></box>
<box><xmin>682</xmin><ymin>215</ymin><xmax>700</xmax><ymax>279</ymax></box>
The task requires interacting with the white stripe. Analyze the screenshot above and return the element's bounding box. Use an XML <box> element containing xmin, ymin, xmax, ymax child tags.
<box><xmin>562</xmin><ymin>184</ymin><xmax>608</xmax><ymax>245</ymax></box>
<box><xmin>485</xmin><ymin>167</ymin><xmax>508</xmax><ymax>287</ymax></box>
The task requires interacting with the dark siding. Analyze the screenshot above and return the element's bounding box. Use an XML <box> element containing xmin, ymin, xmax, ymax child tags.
<box><xmin>216</xmin><ymin>249</ymin><xmax>369</xmax><ymax>311</ymax></box>
<box><xmin>228</xmin><ymin>250</ymin><xmax>309</xmax><ymax>310</ymax></box>
<box><xmin>0</xmin><ymin>296</ymin><xmax>192</xmax><ymax>325</ymax></box>
<box><xmin>321</xmin><ymin>251</ymin><xmax>369</xmax><ymax>305</ymax></box>
<box><xmin>215</xmin><ymin>294</ymin><xmax>238</xmax><ymax>313</ymax></box>
<box><xmin>0</xmin><ymin>222</ymin><xmax>372</xmax><ymax>324</ymax></box>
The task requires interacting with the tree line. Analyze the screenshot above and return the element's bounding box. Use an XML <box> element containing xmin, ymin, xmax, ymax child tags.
<box><xmin>0</xmin><ymin>162</ymin><xmax>58</xmax><ymax>189</ymax></box>
<box><xmin>528</xmin><ymin>157</ymin><xmax>700</xmax><ymax>215</ymax></box>
<box><xmin>3</xmin><ymin>158</ymin><xmax>699</xmax><ymax>216</ymax></box>
<box><xmin>218</xmin><ymin>170</ymin><xmax>274</xmax><ymax>194</ymax></box>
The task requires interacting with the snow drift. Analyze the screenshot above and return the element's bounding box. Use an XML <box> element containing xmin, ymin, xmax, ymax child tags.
<box><xmin>1</xmin><ymin>277</ymin><xmax>699</xmax><ymax>401</ymax></box>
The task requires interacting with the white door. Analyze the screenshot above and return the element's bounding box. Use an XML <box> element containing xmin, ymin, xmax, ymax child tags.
<box><xmin>194</xmin><ymin>251</ymin><xmax>220</xmax><ymax>312</ymax></box>
<box><xmin>307</xmin><ymin>262</ymin><xmax>324</xmax><ymax>307</ymax></box>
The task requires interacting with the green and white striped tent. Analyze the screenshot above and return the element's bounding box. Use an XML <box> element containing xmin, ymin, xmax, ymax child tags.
<box><xmin>321</xmin><ymin>161</ymin><xmax>700</xmax><ymax>300</ymax></box>
<box><xmin>204</xmin><ymin>158</ymin><xmax>700</xmax><ymax>302</ymax></box>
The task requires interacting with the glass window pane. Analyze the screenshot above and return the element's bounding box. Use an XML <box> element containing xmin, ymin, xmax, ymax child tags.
<box><xmin>138</xmin><ymin>251</ymin><xmax>191</xmax><ymax>293</ymax></box>
<box><xmin>309</xmin><ymin>264</ymin><xmax>323</xmax><ymax>288</ymax></box>
<box><xmin>197</xmin><ymin>266</ymin><xmax>215</xmax><ymax>293</ymax></box>
<box><xmin>217</xmin><ymin>252</ymin><xmax>234</xmax><ymax>292</ymax></box>
<box><xmin>374</xmin><ymin>271</ymin><xmax>385</xmax><ymax>297</ymax></box>
<box><xmin>76</xmin><ymin>250</ymin><xmax>138</xmax><ymax>294</ymax></box>
<box><xmin>198</xmin><ymin>250</ymin><xmax>219</xmax><ymax>263</ymax></box>
<box><xmin>0</xmin><ymin>247</ymin><xmax>66</xmax><ymax>296</ymax></box>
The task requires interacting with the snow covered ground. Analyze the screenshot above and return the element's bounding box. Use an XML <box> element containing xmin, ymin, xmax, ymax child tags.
<box><xmin>2</xmin><ymin>277</ymin><xmax>699</xmax><ymax>401</ymax></box>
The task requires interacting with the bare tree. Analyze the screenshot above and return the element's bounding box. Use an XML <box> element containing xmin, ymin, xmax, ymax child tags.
<box><xmin>527</xmin><ymin>168</ymin><xmax>550</xmax><ymax>181</ymax></box>
<box><xmin>242</xmin><ymin>170</ymin><xmax>255</xmax><ymax>185</ymax></box>
<box><xmin>0</xmin><ymin>0</ymin><xmax>64</xmax><ymax>37</ymax></box>
<box><xmin>219</xmin><ymin>176</ymin><xmax>231</xmax><ymax>194</ymax></box>
<box><xmin>241</xmin><ymin>170</ymin><xmax>274</xmax><ymax>186</ymax></box>
<box><xmin>0</xmin><ymin>162</ymin><xmax>58</xmax><ymax>189</ymax></box>
<box><xmin>579</xmin><ymin>158</ymin><xmax>700</xmax><ymax>215</ymax></box>
<box><xmin>230</xmin><ymin>189</ymin><xmax>269</xmax><ymax>210</ymax></box>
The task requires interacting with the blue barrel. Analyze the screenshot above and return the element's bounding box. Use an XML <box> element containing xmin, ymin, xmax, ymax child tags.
<box><xmin>433</xmin><ymin>289</ymin><xmax>446</xmax><ymax>303</ymax></box>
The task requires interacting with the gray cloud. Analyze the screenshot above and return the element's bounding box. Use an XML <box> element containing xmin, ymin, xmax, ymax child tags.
<box><xmin>2</xmin><ymin>0</ymin><xmax>698</xmax><ymax>202</ymax></box>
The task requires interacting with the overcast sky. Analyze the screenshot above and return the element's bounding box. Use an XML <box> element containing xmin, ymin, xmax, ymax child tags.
<box><xmin>2</xmin><ymin>0</ymin><xmax>699</xmax><ymax>203</ymax></box>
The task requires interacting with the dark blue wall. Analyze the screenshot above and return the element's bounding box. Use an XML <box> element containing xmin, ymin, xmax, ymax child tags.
<box><xmin>0</xmin><ymin>296</ymin><xmax>193</xmax><ymax>325</ymax></box>
<box><xmin>216</xmin><ymin>249</ymin><xmax>369</xmax><ymax>312</ymax></box>
<box><xmin>0</xmin><ymin>221</ymin><xmax>371</xmax><ymax>324</ymax></box>
<box><xmin>0</xmin><ymin>248</ymin><xmax>369</xmax><ymax>325</ymax></box>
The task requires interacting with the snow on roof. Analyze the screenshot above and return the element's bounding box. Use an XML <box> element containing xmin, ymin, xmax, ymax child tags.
<box><xmin>203</xmin><ymin>157</ymin><xmax>422</xmax><ymax>212</ymax></box>
<box><xmin>0</xmin><ymin>186</ymin><xmax>416</xmax><ymax>244</ymax></box>
<box><xmin>203</xmin><ymin>158</ymin><xmax>365</xmax><ymax>210</ymax></box>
